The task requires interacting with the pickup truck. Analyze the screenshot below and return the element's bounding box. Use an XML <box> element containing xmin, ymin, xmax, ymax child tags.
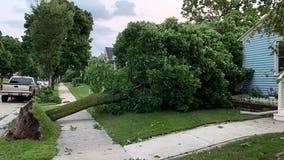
<box><xmin>0</xmin><ymin>76</ymin><xmax>36</xmax><ymax>102</ymax></box>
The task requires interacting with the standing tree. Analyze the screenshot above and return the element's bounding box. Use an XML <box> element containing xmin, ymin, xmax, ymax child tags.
<box><xmin>29</xmin><ymin>0</ymin><xmax>74</xmax><ymax>87</ymax></box>
<box><xmin>57</xmin><ymin>1</ymin><xmax>93</xmax><ymax>78</ymax></box>
<box><xmin>0</xmin><ymin>31</ymin><xmax>13</xmax><ymax>82</ymax></box>
<box><xmin>1</xmin><ymin>36</ymin><xmax>30</xmax><ymax>75</ymax></box>
<box><xmin>23</xmin><ymin>0</ymin><xmax>93</xmax><ymax>82</ymax></box>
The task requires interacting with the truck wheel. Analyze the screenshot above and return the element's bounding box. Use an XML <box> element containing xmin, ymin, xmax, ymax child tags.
<box><xmin>1</xmin><ymin>96</ymin><xmax>8</xmax><ymax>102</ymax></box>
<box><xmin>26</xmin><ymin>96</ymin><xmax>33</xmax><ymax>101</ymax></box>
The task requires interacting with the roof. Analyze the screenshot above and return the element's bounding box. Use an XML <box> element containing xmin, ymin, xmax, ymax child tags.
<box><xmin>238</xmin><ymin>14</ymin><xmax>269</xmax><ymax>41</ymax></box>
<box><xmin>105</xmin><ymin>47</ymin><xmax>114</xmax><ymax>62</ymax></box>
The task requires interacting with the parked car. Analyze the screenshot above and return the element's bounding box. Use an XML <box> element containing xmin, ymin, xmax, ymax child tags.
<box><xmin>0</xmin><ymin>76</ymin><xmax>36</xmax><ymax>102</ymax></box>
<box><xmin>37</xmin><ymin>81</ymin><xmax>49</xmax><ymax>89</ymax></box>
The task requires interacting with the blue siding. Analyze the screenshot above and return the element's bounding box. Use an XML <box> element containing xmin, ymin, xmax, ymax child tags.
<box><xmin>242</xmin><ymin>31</ymin><xmax>282</xmax><ymax>95</ymax></box>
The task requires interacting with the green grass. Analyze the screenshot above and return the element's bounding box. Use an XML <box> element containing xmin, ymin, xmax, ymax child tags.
<box><xmin>0</xmin><ymin>103</ymin><xmax>60</xmax><ymax>160</ymax></box>
<box><xmin>64</xmin><ymin>83</ymin><xmax>91</xmax><ymax>100</ymax></box>
<box><xmin>174</xmin><ymin>132</ymin><xmax>284</xmax><ymax>160</ymax></box>
<box><xmin>63</xmin><ymin>83</ymin><xmax>265</xmax><ymax>147</ymax></box>
<box><xmin>89</xmin><ymin>108</ymin><xmax>262</xmax><ymax>145</ymax></box>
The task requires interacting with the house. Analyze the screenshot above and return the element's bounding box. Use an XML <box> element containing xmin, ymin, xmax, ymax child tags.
<box><xmin>104</xmin><ymin>47</ymin><xmax>118</xmax><ymax>70</ymax></box>
<box><xmin>239</xmin><ymin>18</ymin><xmax>283</xmax><ymax>95</ymax></box>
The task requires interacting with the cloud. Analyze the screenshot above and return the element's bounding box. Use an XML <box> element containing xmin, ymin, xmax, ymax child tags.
<box><xmin>113</xmin><ymin>0</ymin><xmax>136</xmax><ymax>16</ymax></box>
<box><xmin>70</xmin><ymin>0</ymin><xmax>111</xmax><ymax>20</ymax></box>
<box><xmin>91</xmin><ymin>24</ymin><xmax>117</xmax><ymax>56</ymax></box>
<box><xmin>72</xmin><ymin>0</ymin><xmax>136</xmax><ymax>20</ymax></box>
<box><xmin>2</xmin><ymin>20</ymin><xmax>24</xmax><ymax>28</ymax></box>
<box><xmin>0</xmin><ymin>23</ymin><xmax>24</xmax><ymax>39</ymax></box>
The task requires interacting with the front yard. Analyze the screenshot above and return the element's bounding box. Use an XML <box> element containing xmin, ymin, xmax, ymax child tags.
<box><xmin>174</xmin><ymin>132</ymin><xmax>284</xmax><ymax>160</ymax></box>
<box><xmin>65</xmin><ymin>83</ymin><xmax>262</xmax><ymax>145</ymax></box>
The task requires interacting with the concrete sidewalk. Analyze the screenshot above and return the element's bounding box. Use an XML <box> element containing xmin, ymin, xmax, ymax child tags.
<box><xmin>124</xmin><ymin>118</ymin><xmax>284</xmax><ymax>160</ymax></box>
<box><xmin>53</xmin><ymin>83</ymin><xmax>130</xmax><ymax>160</ymax></box>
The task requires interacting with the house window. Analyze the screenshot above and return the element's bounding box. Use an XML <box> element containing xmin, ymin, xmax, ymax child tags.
<box><xmin>275</xmin><ymin>41</ymin><xmax>284</xmax><ymax>74</ymax></box>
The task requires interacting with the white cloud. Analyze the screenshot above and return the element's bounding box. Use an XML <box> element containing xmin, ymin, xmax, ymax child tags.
<box><xmin>0</xmin><ymin>23</ymin><xmax>24</xmax><ymax>39</ymax></box>
<box><xmin>113</xmin><ymin>0</ymin><xmax>136</xmax><ymax>16</ymax></box>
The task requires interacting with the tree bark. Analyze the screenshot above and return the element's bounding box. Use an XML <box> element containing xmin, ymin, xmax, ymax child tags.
<box><xmin>46</xmin><ymin>92</ymin><xmax>127</xmax><ymax>121</ymax></box>
<box><xmin>4</xmin><ymin>92</ymin><xmax>126</xmax><ymax>140</ymax></box>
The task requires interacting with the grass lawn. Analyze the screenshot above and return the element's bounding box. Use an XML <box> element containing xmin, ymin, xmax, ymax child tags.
<box><xmin>63</xmin><ymin>83</ymin><xmax>265</xmax><ymax>147</ymax></box>
<box><xmin>89</xmin><ymin>109</ymin><xmax>262</xmax><ymax>145</ymax></box>
<box><xmin>64</xmin><ymin>82</ymin><xmax>91</xmax><ymax>100</ymax></box>
<box><xmin>0</xmin><ymin>104</ymin><xmax>60</xmax><ymax>160</ymax></box>
<box><xmin>174</xmin><ymin>132</ymin><xmax>284</xmax><ymax>160</ymax></box>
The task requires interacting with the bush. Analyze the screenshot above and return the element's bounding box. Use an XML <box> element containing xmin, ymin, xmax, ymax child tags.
<box><xmin>127</xmin><ymin>89</ymin><xmax>162</xmax><ymax>113</ymax></box>
<box><xmin>85</xmin><ymin>58</ymin><xmax>115</xmax><ymax>93</ymax></box>
<box><xmin>147</xmin><ymin>57</ymin><xmax>201</xmax><ymax>111</ymax></box>
<box><xmin>35</xmin><ymin>87</ymin><xmax>61</xmax><ymax>104</ymax></box>
<box><xmin>61</xmin><ymin>69</ymin><xmax>80</xmax><ymax>82</ymax></box>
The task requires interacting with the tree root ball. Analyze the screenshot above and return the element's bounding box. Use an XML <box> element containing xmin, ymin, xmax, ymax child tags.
<box><xmin>6</xmin><ymin>101</ymin><xmax>40</xmax><ymax>140</ymax></box>
<box><xmin>276</xmin><ymin>151</ymin><xmax>284</xmax><ymax>160</ymax></box>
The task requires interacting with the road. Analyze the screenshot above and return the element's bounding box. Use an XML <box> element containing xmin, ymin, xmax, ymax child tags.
<box><xmin>0</xmin><ymin>96</ymin><xmax>25</xmax><ymax>119</ymax></box>
<box><xmin>0</xmin><ymin>96</ymin><xmax>25</xmax><ymax>136</ymax></box>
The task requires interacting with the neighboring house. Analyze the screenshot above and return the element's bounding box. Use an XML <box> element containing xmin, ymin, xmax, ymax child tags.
<box><xmin>105</xmin><ymin>47</ymin><xmax>118</xmax><ymax>70</ymax></box>
<box><xmin>239</xmin><ymin>18</ymin><xmax>283</xmax><ymax>95</ymax></box>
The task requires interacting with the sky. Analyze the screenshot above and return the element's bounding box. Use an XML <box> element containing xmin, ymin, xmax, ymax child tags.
<box><xmin>0</xmin><ymin>0</ymin><xmax>186</xmax><ymax>57</ymax></box>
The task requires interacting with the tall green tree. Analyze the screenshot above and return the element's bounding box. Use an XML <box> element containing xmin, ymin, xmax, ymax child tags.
<box><xmin>1</xmin><ymin>36</ymin><xmax>30</xmax><ymax>75</ymax></box>
<box><xmin>23</xmin><ymin>0</ymin><xmax>93</xmax><ymax>81</ymax></box>
<box><xmin>56</xmin><ymin>1</ymin><xmax>93</xmax><ymax>77</ymax></box>
<box><xmin>22</xmin><ymin>12</ymin><xmax>41</xmax><ymax>79</ymax></box>
<box><xmin>0</xmin><ymin>32</ymin><xmax>12</xmax><ymax>82</ymax></box>
<box><xmin>29</xmin><ymin>0</ymin><xmax>74</xmax><ymax>86</ymax></box>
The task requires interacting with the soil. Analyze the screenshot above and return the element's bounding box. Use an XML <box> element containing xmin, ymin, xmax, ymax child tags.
<box><xmin>6</xmin><ymin>101</ymin><xmax>40</xmax><ymax>140</ymax></box>
<box><xmin>233</xmin><ymin>101</ymin><xmax>277</xmax><ymax>112</ymax></box>
<box><xmin>276</xmin><ymin>152</ymin><xmax>284</xmax><ymax>160</ymax></box>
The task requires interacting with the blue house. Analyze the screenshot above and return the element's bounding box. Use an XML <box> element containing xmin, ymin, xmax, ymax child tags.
<box><xmin>239</xmin><ymin>19</ymin><xmax>283</xmax><ymax>95</ymax></box>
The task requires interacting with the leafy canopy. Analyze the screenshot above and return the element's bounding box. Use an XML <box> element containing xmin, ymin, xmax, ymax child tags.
<box><xmin>86</xmin><ymin>18</ymin><xmax>252</xmax><ymax>113</ymax></box>
<box><xmin>29</xmin><ymin>0</ymin><xmax>74</xmax><ymax>82</ymax></box>
<box><xmin>181</xmin><ymin>0</ymin><xmax>275</xmax><ymax>23</ymax></box>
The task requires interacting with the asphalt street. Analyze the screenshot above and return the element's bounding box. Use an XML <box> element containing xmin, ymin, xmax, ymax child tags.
<box><xmin>0</xmin><ymin>96</ymin><xmax>25</xmax><ymax>136</ymax></box>
<box><xmin>0</xmin><ymin>96</ymin><xmax>24</xmax><ymax>119</ymax></box>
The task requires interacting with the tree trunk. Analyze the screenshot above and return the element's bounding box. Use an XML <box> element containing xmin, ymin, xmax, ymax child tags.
<box><xmin>46</xmin><ymin>92</ymin><xmax>127</xmax><ymax>121</ymax></box>
<box><xmin>5</xmin><ymin>92</ymin><xmax>126</xmax><ymax>140</ymax></box>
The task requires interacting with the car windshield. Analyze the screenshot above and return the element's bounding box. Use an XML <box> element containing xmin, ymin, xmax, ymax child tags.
<box><xmin>10</xmin><ymin>77</ymin><xmax>33</xmax><ymax>85</ymax></box>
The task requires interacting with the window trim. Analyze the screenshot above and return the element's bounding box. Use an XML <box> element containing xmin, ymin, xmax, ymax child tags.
<box><xmin>274</xmin><ymin>40</ymin><xmax>284</xmax><ymax>75</ymax></box>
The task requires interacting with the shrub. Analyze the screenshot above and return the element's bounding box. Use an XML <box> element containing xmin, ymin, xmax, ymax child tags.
<box><xmin>85</xmin><ymin>58</ymin><xmax>115</xmax><ymax>93</ymax></box>
<box><xmin>147</xmin><ymin>57</ymin><xmax>201</xmax><ymax>111</ymax></box>
<box><xmin>127</xmin><ymin>89</ymin><xmax>162</xmax><ymax>113</ymax></box>
<box><xmin>35</xmin><ymin>87</ymin><xmax>61</xmax><ymax>104</ymax></box>
<box><xmin>61</xmin><ymin>69</ymin><xmax>80</xmax><ymax>82</ymax></box>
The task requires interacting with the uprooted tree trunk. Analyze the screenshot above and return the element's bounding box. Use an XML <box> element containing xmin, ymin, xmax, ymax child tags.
<box><xmin>46</xmin><ymin>92</ymin><xmax>127</xmax><ymax>121</ymax></box>
<box><xmin>6</xmin><ymin>101</ymin><xmax>40</xmax><ymax>140</ymax></box>
<box><xmin>5</xmin><ymin>92</ymin><xmax>126</xmax><ymax>140</ymax></box>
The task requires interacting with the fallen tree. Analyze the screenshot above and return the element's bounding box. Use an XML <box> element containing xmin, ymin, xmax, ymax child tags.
<box><xmin>46</xmin><ymin>92</ymin><xmax>127</xmax><ymax>121</ymax></box>
<box><xmin>6</xmin><ymin>92</ymin><xmax>127</xmax><ymax>140</ymax></box>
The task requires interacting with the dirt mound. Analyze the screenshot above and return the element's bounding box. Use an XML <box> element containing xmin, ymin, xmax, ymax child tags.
<box><xmin>6</xmin><ymin>101</ymin><xmax>40</xmax><ymax>140</ymax></box>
